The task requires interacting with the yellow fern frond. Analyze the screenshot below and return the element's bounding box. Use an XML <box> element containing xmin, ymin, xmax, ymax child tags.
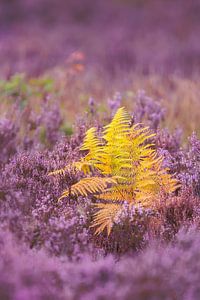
<box><xmin>54</xmin><ymin>107</ymin><xmax>180</xmax><ymax>236</ymax></box>
<box><xmin>103</xmin><ymin>107</ymin><xmax>130</xmax><ymax>134</ymax></box>
<box><xmin>73</xmin><ymin>160</ymin><xmax>94</xmax><ymax>174</ymax></box>
<box><xmin>48</xmin><ymin>167</ymin><xmax>68</xmax><ymax>176</ymax></box>
<box><xmin>91</xmin><ymin>203</ymin><xmax>121</xmax><ymax>236</ymax></box>
<box><xmin>97</xmin><ymin>190</ymin><xmax>134</xmax><ymax>203</ymax></box>
<box><xmin>59</xmin><ymin>177</ymin><xmax>117</xmax><ymax>200</ymax></box>
<box><xmin>80</xmin><ymin>127</ymin><xmax>103</xmax><ymax>161</ymax></box>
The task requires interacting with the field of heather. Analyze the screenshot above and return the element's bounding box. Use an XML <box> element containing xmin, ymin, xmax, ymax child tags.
<box><xmin>0</xmin><ymin>1</ymin><xmax>200</xmax><ymax>299</ymax></box>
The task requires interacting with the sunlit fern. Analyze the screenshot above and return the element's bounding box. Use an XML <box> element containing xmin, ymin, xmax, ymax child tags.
<box><xmin>50</xmin><ymin>107</ymin><xmax>179</xmax><ymax>235</ymax></box>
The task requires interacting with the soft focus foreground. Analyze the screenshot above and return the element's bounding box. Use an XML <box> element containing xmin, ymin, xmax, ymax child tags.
<box><xmin>0</xmin><ymin>1</ymin><xmax>200</xmax><ymax>299</ymax></box>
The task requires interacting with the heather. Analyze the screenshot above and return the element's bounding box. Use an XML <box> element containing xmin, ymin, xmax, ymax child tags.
<box><xmin>0</xmin><ymin>0</ymin><xmax>200</xmax><ymax>299</ymax></box>
<box><xmin>2</xmin><ymin>226</ymin><xmax>200</xmax><ymax>299</ymax></box>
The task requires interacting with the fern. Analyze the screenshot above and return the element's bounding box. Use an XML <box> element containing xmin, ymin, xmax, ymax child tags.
<box><xmin>51</xmin><ymin>107</ymin><xmax>179</xmax><ymax>235</ymax></box>
<box><xmin>58</xmin><ymin>177</ymin><xmax>117</xmax><ymax>200</ymax></box>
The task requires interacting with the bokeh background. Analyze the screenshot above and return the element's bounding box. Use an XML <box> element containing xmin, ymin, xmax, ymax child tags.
<box><xmin>0</xmin><ymin>0</ymin><xmax>200</xmax><ymax>77</ymax></box>
<box><xmin>1</xmin><ymin>3</ymin><xmax>200</xmax><ymax>299</ymax></box>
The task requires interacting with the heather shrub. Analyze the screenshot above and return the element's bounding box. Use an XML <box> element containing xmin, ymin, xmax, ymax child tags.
<box><xmin>156</xmin><ymin>127</ymin><xmax>183</xmax><ymax>170</ymax></box>
<box><xmin>133</xmin><ymin>90</ymin><xmax>166</xmax><ymax>130</ymax></box>
<box><xmin>0</xmin><ymin>117</ymin><xmax>18</xmax><ymax>166</ymax></box>
<box><xmin>94</xmin><ymin>227</ymin><xmax>200</xmax><ymax>300</ymax></box>
<box><xmin>21</xmin><ymin>102</ymin><xmax>64</xmax><ymax>150</ymax></box>
<box><xmin>93</xmin><ymin>187</ymin><xmax>200</xmax><ymax>254</ymax></box>
<box><xmin>0</xmin><ymin>139</ymin><xmax>95</xmax><ymax>259</ymax></box>
<box><xmin>0</xmin><ymin>111</ymin><xmax>200</xmax><ymax>297</ymax></box>
<box><xmin>0</xmin><ymin>74</ymin><xmax>65</xmax><ymax>152</ymax></box>
<box><xmin>178</xmin><ymin>133</ymin><xmax>200</xmax><ymax>196</ymax></box>
<box><xmin>0</xmin><ymin>228</ymin><xmax>68</xmax><ymax>300</ymax></box>
<box><xmin>107</xmin><ymin>92</ymin><xmax>122</xmax><ymax>116</ymax></box>
<box><xmin>154</xmin><ymin>189</ymin><xmax>199</xmax><ymax>241</ymax></box>
<box><xmin>37</xmin><ymin>103</ymin><xmax>63</xmax><ymax>147</ymax></box>
<box><xmin>2</xmin><ymin>225</ymin><xmax>200</xmax><ymax>300</ymax></box>
<box><xmin>29</xmin><ymin>201</ymin><xmax>94</xmax><ymax>259</ymax></box>
<box><xmin>157</xmin><ymin>131</ymin><xmax>200</xmax><ymax>196</ymax></box>
<box><xmin>1</xmin><ymin>102</ymin><xmax>199</xmax><ymax>261</ymax></box>
<box><xmin>93</xmin><ymin>205</ymin><xmax>153</xmax><ymax>255</ymax></box>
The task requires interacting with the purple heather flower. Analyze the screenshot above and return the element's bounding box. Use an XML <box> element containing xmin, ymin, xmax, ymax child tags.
<box><xmin>0</xmin><ymin>117</ymin><xmax>18</xmax><ymax>166</ymax></box>
<box><xmin>134</xmin><ymin>90</ymin><xmax>166</xmax><ymax>130</ymax></box>
<box><xmin>107</xmin><ymin>92</ymin><xmax>122</xmax><ymax>116</ymax></box>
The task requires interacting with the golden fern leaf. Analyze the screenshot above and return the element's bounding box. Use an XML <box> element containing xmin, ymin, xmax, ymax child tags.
<box><xmin>80</xmin><ymin>127</ymin><xmax>100</xmax><ymax>151</ymax></box>
<box><xmin>103</xmin><ymin>107</ymin><xmax>130</xmax><ymax>139</ymax></box>
<box><xmin>59</xmin><ymin>177</ymin><xmax>117</xmax><ymax>200</ymax></box>
<box><xmin>73</xmin><ymin>160</ymin><xmax>94</xmax><ymax>174</ymax></box>
<box><xmin>91</xmin><ymin>203</ymin><xmax>121</xmax><ymax>236</ymax></box>
<box><xmin>48</xmin><ymin>167</ymin><xmax>67</xmax><ymax>176</ymax></box>
<box><xmin>80</xmin><ymin>127</ymin><xmax>103</xmax><ymax>163</ymax></box>
<box><xmin>98</xmin><ymin>107</ymin><xmax>131</xmax><ymax>176</ymax></box>
<box><xmin>97</xmin><ymin>190</ymin><xmax>134</xmax><ymax>203</ymax></box>
<box><xmin>54</xmin><ymin>107</ymin><xmax>180</xmax><ymax>236</ymax></box>
<box><xmin>90</xmin><ymin>109</ymin><xmax>179</xmax><ymax>234</ymax></box>
<box><xmin>48</xmin><ymin>159</ymin><xmax>94</xmax><ymax>177</ymax></box>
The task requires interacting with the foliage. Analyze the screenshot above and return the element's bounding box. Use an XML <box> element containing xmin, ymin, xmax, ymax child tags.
<box><xmin>52</xmin><ymin>107</ymin><xmax>178</xmax><ymax>235</ymax></box>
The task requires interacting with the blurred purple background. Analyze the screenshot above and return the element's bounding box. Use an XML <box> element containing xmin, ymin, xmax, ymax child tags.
<box><xmin>0</xmin><ymin>0</ymin><xmax>200</xmax><ymax>77</ymax></box>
